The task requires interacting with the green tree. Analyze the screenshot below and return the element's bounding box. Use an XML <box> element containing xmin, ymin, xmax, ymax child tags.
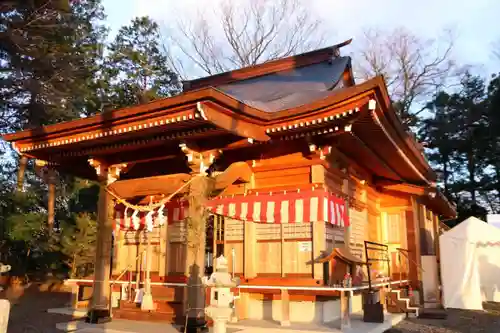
<box><xmin>419</xmin><ymin>92</ymin><xmax>460</xmax><ymax>197</ymax></box>
<box><xmin>102</xmin><ymin>16</ymin><xmax>180</xmax><ymax>110</ymax></box>
<box><xmin>59</xmin><ymin>214</ymin><xmax>97</xmax><ymax>278</ymax></box>
<box><xmin>0</xmin><ymin>0</ymin><xmax>107</xmax><ymax>129</ymax></box>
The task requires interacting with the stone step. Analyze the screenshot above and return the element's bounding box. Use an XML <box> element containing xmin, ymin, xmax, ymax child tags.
<box><xmin>418</xmin><ymin>308</ymin><xmax>447</xmax><ymax>320</ymax></box>
<box><xmin>112</xmin><ymin>308</ymin><xmax>177</xmax><ymax>323</ymax></box>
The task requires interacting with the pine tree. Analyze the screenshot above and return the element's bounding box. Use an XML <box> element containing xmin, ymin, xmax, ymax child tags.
<box><xmin>420</xmin><ymin>72</ymin><xmax>492</xmax><ymax>223</ymax></box>
<box><xmin>0</xmin><ymin>0</ymin><xmax>107</xmax><ymax>129</ymax></box>
<box><xmin>0</xmin><ymin>0</ymin><xmax>106</xmax><ymax>278</ymax></box>
<box><xmin>102</xmin><ymin>16</ymin><xmax>180</xmax><ymax>110</ymax></box>
<box><xmin>59</xmin><ymin>214</ymin><xmax>97</xmax><ymax>278</ymax></box>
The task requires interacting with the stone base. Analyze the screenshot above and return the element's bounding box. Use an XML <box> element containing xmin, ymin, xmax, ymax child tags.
<box><xmin>85</xmin><ymin>308</ymin><xmax>112</xmax><ymax>324</ymax></box>
<box><xmin>185</xmin><ymin>317</ymin><xmax>208</xmax><ymax>333</ymax></box>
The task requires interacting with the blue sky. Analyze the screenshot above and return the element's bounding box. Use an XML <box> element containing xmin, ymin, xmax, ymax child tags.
<box><xmin>103</xmin><ymin>0</ymin><xmax>499</xmax><ymax>77</ymax></box>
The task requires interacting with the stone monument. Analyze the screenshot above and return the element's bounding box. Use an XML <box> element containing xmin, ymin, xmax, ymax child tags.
<box><xmin>202</xmin><ymin>255</ymin><xmax>240</xmax><ymax>333</ymax></box>
<box><xmin>0</xmin><ymin>262</ymin><xmax>11</xmax><ymax>333</ymax></box>
<box><xmin>0</xmin><ymin>262</ymin><xmax>11</xmax><ymax>291</ymax></box>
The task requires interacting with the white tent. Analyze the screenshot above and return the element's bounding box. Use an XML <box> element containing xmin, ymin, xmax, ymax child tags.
<box><xmin>440</xmin><ymin>216</ymin><xmax>500</xmax><ymax>310</ymax></box>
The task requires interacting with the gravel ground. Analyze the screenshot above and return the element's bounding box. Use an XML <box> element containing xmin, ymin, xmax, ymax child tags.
<box><xmin>1</xmin><ymin>283</ymin><xmax>82</xmax><ymax>333</ymax></box>
<box><xmin>393</xmin><ymin>303</ymin><xmax>500</xmax><ymax>333</ymax></box>
<box><xmin>2</xmin><ymin>285</ymin><xmax>500</xmax><ymax>333</ymax></box>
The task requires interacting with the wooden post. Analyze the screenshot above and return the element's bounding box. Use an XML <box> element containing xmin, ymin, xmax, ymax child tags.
<box><xmin>281</xmin><ymin>223</ymin><xmax>285</xmax><ymax>277</ymax></box>
<box><xmin>380</xmin><ymin>285</ymin><xmax>387</xmax><ymax>311</ymax></box>
<box><xmin>340</xmin><ymin>290</ymin><xmax>350</xmax><ymax>329</ymax></box>
<box><xmin>280</xmin><ymin>288</ymin><xmax>290</xmax><ymax>326</ymax></box>
<box><xmin>70</xmin><ymin>283</ymin><xmax>80</xmax><ymax>308</ymax></box>
<box><xmin>312</xmin><ymin>221</ymin><xmax>325</xmax><ymax>281</ymax></box>
<box><xmin>88</xmin><ymin>165</ymin><xmax>114</xmax><ymax>321</ymax></box>
<box><xmin>244</xmin><ymin>222</ymin><xmax>256</xmax><ymax>279</ymax></box>
<box><xmin>16</xmin><ymin>155</ymin><xmax>28</xmax><ymax>192</ymax></box>
<box><xmin>408</xmin><ymin>197</ymin><xmax>422</xmax><ymax>290</ymax></box>
<box><xmin>159</xmin><ymin>223</ymin><xmax>168</xmax><ymax>278</ymax></box>
<box><xmin>185</xmin><ymin>175</ymin><xmax>214</xmax><ymax>321</ymax></box>
<box><xmin>47</xmin><ymin>168</ymin><xmax>56</xmax><ymax>228</ymax></box>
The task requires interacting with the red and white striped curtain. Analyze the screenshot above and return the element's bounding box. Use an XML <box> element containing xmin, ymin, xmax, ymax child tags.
<box><xmin>113</xmin><ymin>188</ymin><xmax>349</xmax><ymax>231</ymax></box>
<box><xmin>207</xmin><ymin>189</ymin><xmax>349</xmax><ymax>227</ymax></box>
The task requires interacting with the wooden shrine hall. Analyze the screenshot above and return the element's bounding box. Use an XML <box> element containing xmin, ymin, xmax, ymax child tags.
<box><xmin>3</xmin><ymin>39</ymin><xmax>456</xmax><ymax>325</ymax></box>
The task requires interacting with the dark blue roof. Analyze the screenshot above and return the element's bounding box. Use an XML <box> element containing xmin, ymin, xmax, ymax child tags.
<box><xmin>216</xmin><ymin>56</ymin><xmax>351</xmax><ymax>113</ymax></box>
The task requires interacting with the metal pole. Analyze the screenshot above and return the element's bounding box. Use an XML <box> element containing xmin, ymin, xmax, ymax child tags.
<box><xmin>231</xmin><ymin>248</ymin><xmax>235</xmax><ymax>279</ymax></box>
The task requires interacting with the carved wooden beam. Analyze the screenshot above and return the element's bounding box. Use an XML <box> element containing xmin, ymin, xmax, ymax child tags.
<box><xmin>179</xmin><ymin>143</ymin><xmax>221</xmax><ymax>175</ymax></box>
<box><xmin>88</xmin><ymin>159</ymin><xmax>131</xmax><ymax>184</ymax></box>
<box><xmin>305</xmin><ymin>143</ymin><xmax>333</xmax><ymax>161</ymax></box>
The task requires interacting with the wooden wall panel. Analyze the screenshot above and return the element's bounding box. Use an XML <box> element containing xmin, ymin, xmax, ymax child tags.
<box><xmin>256</xmin><ymin>242</ymin><xmax>282</xmax><ymax>274</ymax></box>
<box><xmin>116</xmin><ymin>244</ymin><xmax>160</xmax><ymax>273</ymax></box>
<box><xmin>168</xmin><ymin>243</ymin><xmax>187</xmax><ymax>274</ymax></box>
<box><xmin>254</xmin><ymin>167</ymin><xmax>311</xmax><ymax>189</ymax></box>
<box><xmin>224</xmin><ymin>242</ymin><xmax>244</xmax><ymax>274</ymax></box>
<box><xmin>348</xmin><ymin>207</ymin><xmax>368</xmax><ymax>259</ymax></box>
<box><xmin>283</xmin><ymin>241</ymin><xmax>313</xmax><ymax>275</ymax></box>
<box><xmin>225</xmin><ymin>218</ymin><xmax>244</xmax><ymax>241</ymax></box>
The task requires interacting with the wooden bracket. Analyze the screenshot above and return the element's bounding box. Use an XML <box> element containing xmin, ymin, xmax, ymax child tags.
<box><xmin>179</xmin><ymin>143</ymin><xmax>221</xmax><ymax>175</ymax></box>
<box><xmin>305</xmin><ymin>144</ymin><xmax>332</xmax><ymax>161</ymax></box>
<box><xmin>88</xmin><ymin>158</ymin><xmax>130</xmax><ymax>184</ymax></box>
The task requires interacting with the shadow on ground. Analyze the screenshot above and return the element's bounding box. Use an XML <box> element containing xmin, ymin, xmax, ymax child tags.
<box><xmin>394</xmin><ymin>303</ymin><xmax>500</xmax><ymax>333</ymax></box>
<box><xmin>1</xmin><ymin>281</ymin><xmax>81</xmax><ymax>333</ymax></box>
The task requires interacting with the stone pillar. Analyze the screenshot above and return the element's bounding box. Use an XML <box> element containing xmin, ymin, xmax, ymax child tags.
<box><xmin>0</xmin><ymin>299</ymin><xmax>10</xmax><ymax>333</ymax></box>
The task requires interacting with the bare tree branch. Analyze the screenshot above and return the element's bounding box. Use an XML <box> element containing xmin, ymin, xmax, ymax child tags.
<box><xmin>493</xmin><ymin>38</ymin><xmax>500</xmax><ymax>62</ymax></box>
<box><xmin>163</xmin><ymin>0</ymin><xmax>328</xmax><ymax>79</ymax></box>
<box><xmin>352</xmin><ymin>27</ymin><xmax>458</xmax><ymax>126</ymax></box>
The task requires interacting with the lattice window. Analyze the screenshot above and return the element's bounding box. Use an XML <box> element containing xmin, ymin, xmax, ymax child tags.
<box><xmin>224</xmin><ymin>218</ymin><xmax>243</xmax><ymax>241</ymax></box>
<box><xmin>349</xmin><ymin>208</ymin><xmax>367</xmax><ymax>259</ymax></box>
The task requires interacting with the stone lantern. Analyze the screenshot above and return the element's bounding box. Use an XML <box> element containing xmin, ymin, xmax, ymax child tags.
<box><xmin>202</xmin><ymin>255</ymin><xmax>240</xmax><ymax>333</ymax></box>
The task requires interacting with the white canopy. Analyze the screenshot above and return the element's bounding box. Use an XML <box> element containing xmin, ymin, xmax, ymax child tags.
<box><xmin>440</xmin><ymin>216</ymin><xmax>500</xmax><ymax>310</ymax></box>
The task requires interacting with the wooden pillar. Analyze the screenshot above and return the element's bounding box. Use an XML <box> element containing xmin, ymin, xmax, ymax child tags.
<box><xmin>280</xmin><ymin>289</ymin><xmax>290</xmax><ymax>326</ymax></box>
<box><xmin>159</xmin><ymin>223</ymin><xmax>168</xmax><ymax>278</ymax></box>
<box><xmin>244</xmin><ymin>221</ymin><xmax>256</xmax><ymax>278</ymax></box>
<box><xmin>433</xmin><ymin>214</ymin><xmax>442</xmax><ymax>305</ymax></box>
<box><xmin>88</xmin><ymin>165</ymin><xmax>114</xmax><ymax>320</ymax></box>
<box><xmin>185</xmin><ymin>175</ymin><xmax>213</xmax><ymax>320</ymax></box>
<box><xmin>312</xmin><ymin>221</ymin><xmax>325</xmax><ymax>281</ymax></box>
<box><xmin>281</xmin><ymin>224</ymin><xmax>285</xmax><ymax>277</ymax></box>
<box><xmin>47</xmin><ymin>168</ymin><xmax>56</xmax><ymax>228</ymax></box>
<box><xmin>111</xmin><ymin>226</ymin><xmax>121</xmax><ymax>276</ymax></box>
<box><xmin>70</xmin><ymin>283</ymin><xmax>80</xmax><ymax>308</ymax></box>
<box><xmin>340</xmin><ymin>290</ymin><xmax>350</xmax><ymax>329</ymax></box>
<box><xmin>16</xmin><ymin>155</ymin><xmax>28</xmax><ymax>192</ymax></box>
<box><xmin>86</xmin><ymin>160</ymin><xmax>126</xmax><ymax>322</ymax></box>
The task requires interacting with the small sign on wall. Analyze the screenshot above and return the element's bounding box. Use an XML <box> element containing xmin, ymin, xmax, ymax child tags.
<box><xmin>298</xmin><ymin>241</ymin><xmax>312</xmax><ymax>252</ymax></box>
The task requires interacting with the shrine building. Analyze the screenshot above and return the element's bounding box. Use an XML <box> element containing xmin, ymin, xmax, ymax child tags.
<box><xmin>3</xmin><ymin>39</ymin><xmax>456</xmax><ymax>325</ymax></box>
